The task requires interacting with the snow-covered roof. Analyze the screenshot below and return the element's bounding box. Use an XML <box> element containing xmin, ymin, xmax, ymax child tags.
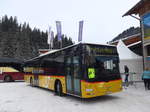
<box><xmin>0</xmin><ymin>57</ymin><xmax>23</xmax><ymax>63</ymax></box>
<box><xmin>110</xmin><ymin>33</ymin><xmax>141</xmax><ymax>44</ymax></box>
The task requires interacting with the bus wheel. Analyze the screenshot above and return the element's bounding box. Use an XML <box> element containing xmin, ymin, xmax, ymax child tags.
<box><xmin>55</xmin><ymin>81</ymin><xmax>63</xmax><ymax>96</ymax></box>
<box><xmin>4</xmin><ymin>75</ymin><xmax>12</xmax><ymax>82</ymax></box>
<box><xmin>30</xmin><ymin>77</ymin><xmax>34</xmax><ymax>86</ymax></box>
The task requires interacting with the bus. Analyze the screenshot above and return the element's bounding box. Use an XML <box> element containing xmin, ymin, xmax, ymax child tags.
<box><xmin>24</xmin><ymin>43</ymin><xmax>122</xmax><ymax>98</ymax></box>
<box><xmin>0</xmin><ymin>58</ymin><xmax>24</xmax><ymax>82</ymax></box>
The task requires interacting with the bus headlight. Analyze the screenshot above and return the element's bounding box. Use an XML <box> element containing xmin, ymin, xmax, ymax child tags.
<box><xmin>86</xmin><ymin>89</ymin><xmax>93</xmax><ymax>92</ymax></box>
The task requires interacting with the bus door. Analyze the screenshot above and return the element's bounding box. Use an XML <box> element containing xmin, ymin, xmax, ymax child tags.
<box><xmin>33</xmin><ymin>69</ymin><xmax>39</xmax><ymax>86</ymax></box>
<box><xmin>65</xmin><ymin>56</ymin><xmax>81</xmax><ymax>95</ymax></box>
<box><xmin>66</xmin><ymin>57</ymin><xmax>72</xmax><ymax>93</ymax></box>
<box><xmin>34</xmin><ymin>75</ymin><xmax>39</xmax><ymax>86</ymax></box>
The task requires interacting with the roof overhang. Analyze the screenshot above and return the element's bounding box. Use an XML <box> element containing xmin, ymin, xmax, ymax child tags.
<box><xmin>127</xmin><ymin>41</ymin><xmax>141</xmax><ymax>47</ymax></box>
<box><xmin>110</xmin><ymin>33</ymin><xmax>141</xmax><ymax>45</ymax></box>
<box><xmin>123</xmin><ymin>0</ymin><xmax>148</xmax><ymax>17</ymax></box>
<box><xmin>0</xmin><ymin>57</ymin><xmax>23</xmax><ymax>64</ymax></box>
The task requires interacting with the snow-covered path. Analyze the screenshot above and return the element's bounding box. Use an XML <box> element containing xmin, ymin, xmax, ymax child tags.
<box><xmin>0</xmin><ymin>82</ymin><xmax>150</xmax><ymax>112</ymax></box>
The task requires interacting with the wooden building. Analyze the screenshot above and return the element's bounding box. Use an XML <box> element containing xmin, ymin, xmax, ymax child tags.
<box><xmin>123</xmin><ymin>0</ymin><xmax>150</xmax><ymax>69</ymax></box>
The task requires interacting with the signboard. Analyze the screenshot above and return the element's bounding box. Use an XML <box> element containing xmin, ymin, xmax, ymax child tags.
<box><xmin>47</xmin><ymin>27</ymin><xmax>51</xmax><ymax>44</ymax></box>
<box><xmin>142</xmin><ymin>12</ymin><xmax>150</xmax><ymax>40</ymax></box>
<box><xmin>86</xmin><ymin>45</ymin><xmax>118</xmax><ymax>55</ymax></box>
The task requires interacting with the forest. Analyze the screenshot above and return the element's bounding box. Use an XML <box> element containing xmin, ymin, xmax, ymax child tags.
<box><xmin>0</xmin><ymin>15</ymin><xmax>73</xmax><ymax>60</ymax></box>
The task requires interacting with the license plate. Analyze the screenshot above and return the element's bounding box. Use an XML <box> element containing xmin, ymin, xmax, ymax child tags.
<box><xmin>106</xmin><ymin>91</ymin><xmax>112</xmax><ymax>94</ymax></box>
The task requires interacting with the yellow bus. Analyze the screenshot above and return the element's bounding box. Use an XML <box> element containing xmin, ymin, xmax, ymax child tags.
<box><xmin>24</xmin><ymin>43</ymin><xmax>122</xmax><ymax>98</ymax></box>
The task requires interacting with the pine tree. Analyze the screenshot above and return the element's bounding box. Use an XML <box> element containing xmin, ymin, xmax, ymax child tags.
<box><xmin>0</xmin><ymin>15</ymin><xmax>74</xmax><ymax>60</ymax></box>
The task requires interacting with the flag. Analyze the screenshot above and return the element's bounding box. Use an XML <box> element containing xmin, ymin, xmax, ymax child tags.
<box><xmin>47</xmin><ymin>27</ymin><xmax>51</xmax><ymax>44</ymax></box>
<box><xmin>50</xmin><ymin>31</ymin><xmax>54</xmax><ymax>49</ymax></box>
<box><xmin>78</xmin><ymin>20</ymin><xmax>84</xmax><ymax>42</ymax></box>
<box><xmin>56</xmin><ymin>21</ymin><xmax>62</xmax><ymax>42</ymax></box>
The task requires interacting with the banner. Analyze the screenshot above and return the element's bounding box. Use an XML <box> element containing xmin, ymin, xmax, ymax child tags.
<box><xmin>47</xmin><ymin>27</ymin><xmax>51</xmax><ymax>44</ymax></box>
<box><xmin>78</xmin><ymin>21</ymin><xmax>84</xmax><ymax>42</ymax></box>
<box><xmin>56</xmin><ymin>21</ymin><xmax>62</xmax><ymax>42</ymax></box>
<box><xmin>142</xmin><ymin>12</ymin><xmax>150</xmax><ymax>40</ymax></box>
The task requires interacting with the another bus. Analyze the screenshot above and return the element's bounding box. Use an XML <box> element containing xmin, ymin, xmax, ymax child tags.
<box><xmin>0</xmin><ymin>58</ymin><xmax>24</xmax><ymax>82</ymax></box>
<box><xmin>24</xmin><ymin>43</ymin><xmax>122</xmax><ymax>98</ymax></box>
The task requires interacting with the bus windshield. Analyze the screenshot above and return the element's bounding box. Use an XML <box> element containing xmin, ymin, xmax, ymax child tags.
<box><xmin>95</xmin><ymin>56</ymin><xmax>119</xmax><ymax>74</ymax></box>
<box><xmin>84</xmin><ymin>44</ymin><xmax>120</xmax><ymax>82</ymax></box>
<box><xmin>85</xmin><ymin>55</ymin><xmax>120</xmax><ymax>81</ymax></box>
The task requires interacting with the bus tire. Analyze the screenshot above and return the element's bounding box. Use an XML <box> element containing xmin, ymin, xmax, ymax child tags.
<box><xmin>55</xmin><ymin>81</ymin><xmax>63</xmax><ymax>96</ymax></box>
<box><xmin>4</xmin><ymin>75</ymin><xmax>12</xmax><ymax>82</ymax></box>
<box><xmin>30</xmin><ymin>77</ymin><xmax>34</xmax><ymax>87</ymax></box>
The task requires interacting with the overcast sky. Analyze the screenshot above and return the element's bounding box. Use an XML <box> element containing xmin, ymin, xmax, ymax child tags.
<box><xmin>0</xmin><ymin>0</ymin><xmax>140</xmax><ymax>44</ymax></box>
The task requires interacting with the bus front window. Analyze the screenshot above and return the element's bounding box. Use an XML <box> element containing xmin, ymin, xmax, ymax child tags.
<box><xmin>85</xmin><ymin>55</ymin><xmax>120</xmax><ymax>81</ymax></box>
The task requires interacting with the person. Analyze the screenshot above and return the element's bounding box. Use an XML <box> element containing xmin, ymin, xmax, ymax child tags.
<box><xmin>124</xmin><ymin>65</ymin><xmax>129</xmax><ymax>87</ymax></box>
<box><xmin>142</xmin><ymin>68</ymin><xmax>150</xmax><ymax>90</ymax></box>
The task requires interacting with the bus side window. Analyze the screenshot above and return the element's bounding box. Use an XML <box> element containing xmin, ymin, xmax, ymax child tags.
<box><xmin>66</xmin><ymin>58</ymin><xmax>71</xmax><ymax>76</ymax></box>
<box><xmin>73</xmin><ymin>56</ymin><xmax>80</xmax><ymax>78</ymax></box>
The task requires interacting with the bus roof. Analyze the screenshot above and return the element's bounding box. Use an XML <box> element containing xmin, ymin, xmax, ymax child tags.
<box><xmin>26</xmin><ymin>42</ymin><xmax>116</xmax><ymax>62</ymax></box>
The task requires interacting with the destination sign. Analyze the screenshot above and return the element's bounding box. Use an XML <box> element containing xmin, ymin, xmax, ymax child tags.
<box><xmin>87</xmin><ymin>45</ymin><xmax>117</xmax><ymax>55</ymax></box>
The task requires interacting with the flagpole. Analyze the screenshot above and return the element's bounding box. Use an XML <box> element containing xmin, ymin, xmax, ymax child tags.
<box><xmin>49</xmin><ymin>44</ymin><xmax>51</xmax><ymax>50</ymax></box>
<box><xmin>47</xmin><ymin>26</ymin><xmax>51</xmax><ymax>50</ymax></box>
<box><xmin>49</xmin><ymin>40</ymin><xmax>51</xmax><ymax>50</ymax></box>
<box><xmin>60</xmin><ymin>36</ymin><xmax>62</xmax><ymax>48</ymax></box>
<box><xmin>50</xmin><ymin>31</ymin><xmax>54</xmax><ymax>50</ymax></box>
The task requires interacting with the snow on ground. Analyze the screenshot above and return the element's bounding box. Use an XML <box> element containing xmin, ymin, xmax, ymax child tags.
<box><xmin>0</xmin><ymin>82</ymin><xmax>150</xmax><ymax>112</ymax></box>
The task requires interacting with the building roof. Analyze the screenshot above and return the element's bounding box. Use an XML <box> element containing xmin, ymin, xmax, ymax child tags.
<box><xmin>123</xmin><ymin>0</ymin><xmax>149</xmax><ymax>16</ymax></box>
<box><xmin>0</xmin><ymin>57</ymin><xmax>23</xmax><ymax>64</ymax></box>
<box><xmin>127</xmin><ymin>41</ymin><xmax>141</xmax><ymax>47</ymax></box>
<box><xmin>110</xmin><ymin>27</ymin><xmax>140</xmax><ymax>43</ymax></box>
<box><xmin>110</xmin><ymin>33</ymin><xmax>141</xmax><ymax>45</ymax></box>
